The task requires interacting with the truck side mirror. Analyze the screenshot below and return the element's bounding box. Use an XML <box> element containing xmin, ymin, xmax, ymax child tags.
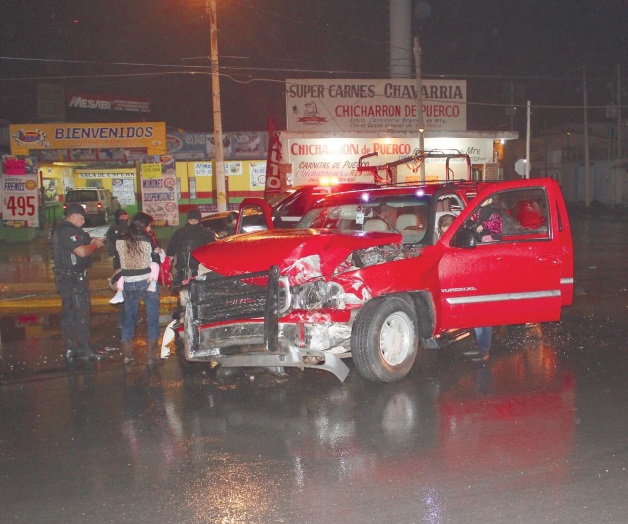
<box><xmin>451</xmin><ymin>228</ymin><xmax>477</xmax><ymax>249</ymax></box>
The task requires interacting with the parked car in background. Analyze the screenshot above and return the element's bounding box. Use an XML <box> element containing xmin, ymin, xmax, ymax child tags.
<box><xmin>264</xmin><ymin>182</ymin><xmax>380</xmax><ymax>229</ymax></box>
<box><xmin>64</xmin><ymin>188</ymin><xmax>121</xmax><ymax>224</ymax></box>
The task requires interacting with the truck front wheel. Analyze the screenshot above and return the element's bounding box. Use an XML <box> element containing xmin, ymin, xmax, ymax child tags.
<box><xmin>351</xmin><ymin>295</ymin><xmax>418</xmax><ymax>382</ymax></box>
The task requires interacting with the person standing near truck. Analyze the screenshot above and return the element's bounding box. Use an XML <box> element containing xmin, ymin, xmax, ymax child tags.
<box><xmin>166</xmin><ymin>209</ymin><xmax>215</xmax><ymax>286</ymax></box>
<box><xmin>116</xmin><ymin>212</ymin><xmax>164</xmax><ymax>365</ymax></box>
<box><xmin>464</xmin><ymin>196</ymin><xmax>504</xmax><ymax>362</ymax></box>
<box><xmin>52</xmin><ymin>203</ymin><xmax>107</xmax><ymax>362</ymax></box>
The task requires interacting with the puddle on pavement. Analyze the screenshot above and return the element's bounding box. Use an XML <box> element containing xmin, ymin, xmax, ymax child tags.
<box><xmin>0</xmin><ymin>311</ymin><xmax>124</xmax><ymax>381</ymax></box>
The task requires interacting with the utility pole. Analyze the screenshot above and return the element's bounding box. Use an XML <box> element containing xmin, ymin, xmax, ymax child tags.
<box><xmin>208</xmin><ymin>0</ymin><xmax>227</xmax><ymax>212</ymax></box>
<box><xmin>583</xmin><ymin>66</ymin><xmax>591</xmax><ymax>208</ymax></box>
<box><xmin>413</xmin><ymin>36</ymin><xmax>426</xmax><ymax>183</ymax></box>
<box><xmin>617</xmin><ymin>63</ymin><xmax>622</xmax><ymax>159</ymax></box>
<box><xmin>616</xmin><ymin>63</ymin><xmax>623</xmax><ymax>206</ymax></box>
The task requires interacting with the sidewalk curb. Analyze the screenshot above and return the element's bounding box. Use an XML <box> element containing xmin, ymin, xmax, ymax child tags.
<box><xmin>0</xmin><ymin>293</ymin><xmax>178</xmax><ymax>312</ymax></box>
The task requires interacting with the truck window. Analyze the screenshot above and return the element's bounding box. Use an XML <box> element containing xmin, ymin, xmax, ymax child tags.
<box><xmin>464</xmin><ymin>187</ymin><xmax>550</xmax><ymax>243</ymax></box>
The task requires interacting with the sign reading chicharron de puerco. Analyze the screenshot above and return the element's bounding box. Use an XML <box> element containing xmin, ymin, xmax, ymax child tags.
<box><xmin>286</xmin><ymin>78</ymin><xmax>466</xmax><ymax>133</ymax></box>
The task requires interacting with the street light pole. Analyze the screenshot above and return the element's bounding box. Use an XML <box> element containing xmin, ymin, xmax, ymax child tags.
<box><xmin>208</xmin><ymin>0</ymin><xmax>227</xmax><ymax>212</ymax></box>
<box><xmin>413</xmin><ymin>36</ymin><xmax>426</xmax><ymax>183</ymax></box>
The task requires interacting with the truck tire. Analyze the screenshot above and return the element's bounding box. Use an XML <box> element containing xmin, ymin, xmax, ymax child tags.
<box><xmin>351</xmin><ymin>295</ymin><xmax>418</xmax><ymax>382</ymax></box>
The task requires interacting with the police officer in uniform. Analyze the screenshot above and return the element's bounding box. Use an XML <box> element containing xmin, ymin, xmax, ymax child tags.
<box><xmin>52</xmin><ymin>203</ymin><xmax>106</xmax><ymax>361</ymax></box>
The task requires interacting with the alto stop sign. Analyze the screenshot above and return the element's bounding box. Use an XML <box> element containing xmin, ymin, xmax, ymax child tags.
<box><xmin>515</xmin><ymin>159</ymin><xmax>527</xmax><ymax>177</ymax></box>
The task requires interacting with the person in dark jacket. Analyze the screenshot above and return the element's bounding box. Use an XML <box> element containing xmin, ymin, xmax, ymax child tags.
<box><xmin>52</xmin><ymin>203</ymin><xmax>106</xmax><ymax>361</ymax></box>
<box><xmin>166</xmin><ymin>209</ymin><xmax>215</xmax><ymax>286</ymax></box>
<box><xmin>106</xmin><ymin>209</ymin><xmax>129</xmax><ymax>270</ymax></box>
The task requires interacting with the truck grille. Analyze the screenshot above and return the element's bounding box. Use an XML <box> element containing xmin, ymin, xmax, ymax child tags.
<box><xmin>189</xmin><ymin>266</ymin><xmax>280</xmax><ymax>351</ymax></box>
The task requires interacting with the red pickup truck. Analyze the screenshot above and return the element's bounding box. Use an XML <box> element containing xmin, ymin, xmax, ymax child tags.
<box><xmin>173</xmin><ymin>178</ymin><xmax>573</xmax><ymax>382</ymax></box>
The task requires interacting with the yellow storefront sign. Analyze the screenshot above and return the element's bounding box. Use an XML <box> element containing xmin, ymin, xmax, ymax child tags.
<box><xmin>141</xmin><ymin>163</ymin><xmax>163</xmax><ymax>178</ymax></box>
<box><xmin>9</xmin><ymin>122</ymin><xmax>167</xmax><ymax>155</ymax></box>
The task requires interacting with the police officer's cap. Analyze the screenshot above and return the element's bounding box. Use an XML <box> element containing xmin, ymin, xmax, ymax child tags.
<box><xmin>65</xmin><ymin>203</ymin><xmax>87</xmax><ymax>218</ymax></box>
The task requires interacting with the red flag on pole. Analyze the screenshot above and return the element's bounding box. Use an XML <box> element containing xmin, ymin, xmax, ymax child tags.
<box><xmin>264</xmin><ymin>115</ymin><xmax>282</xmax><ymax>201</ymax></box>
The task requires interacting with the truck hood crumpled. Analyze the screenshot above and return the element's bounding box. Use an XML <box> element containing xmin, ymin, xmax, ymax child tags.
<box><xmin>192</xmin><ymin>228</ymin><xmax>403</xmax><ymax>280</ymax></box>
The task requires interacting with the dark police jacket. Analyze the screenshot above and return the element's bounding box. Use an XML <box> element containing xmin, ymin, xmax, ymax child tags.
<box><xmin>52</xmin><ymin>221</ymin><xmax>92</xmax><ymax>272</ymax></box>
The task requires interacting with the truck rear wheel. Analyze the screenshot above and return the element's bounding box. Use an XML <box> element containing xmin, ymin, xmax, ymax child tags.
<box><xmin>351</xmin><ymin>295</ymin><xmax>418</xmax><ymax>382</ymax></box>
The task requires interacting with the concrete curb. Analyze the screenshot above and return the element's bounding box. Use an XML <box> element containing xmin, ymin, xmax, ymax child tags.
<box><xmin>0</xmin><ymin>290</ymin><xmax>178</xmax><ymax>312</ymax></box>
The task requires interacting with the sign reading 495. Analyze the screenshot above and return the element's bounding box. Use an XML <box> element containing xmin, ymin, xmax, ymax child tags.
<box><xmin>2</xmin><ymin>174</ymin><xmax>39</xmax><ymax>228</ymax></box>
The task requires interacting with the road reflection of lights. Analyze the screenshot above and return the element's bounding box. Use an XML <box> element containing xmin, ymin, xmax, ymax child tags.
<box><xmin>423</xmin><ymin>487</ymin><xmax>444</xmax><ymax>524</ymax></box>
<box><xmin>186</xmin><ymin>455</ymin><xmax>274</xmax><ymax>523</ymax></box>
<box><xmin>294</xmin><ymin>456</ymin><xmax>305</xmax><ymax>491</ymax></box>
<box><xmin>314</xmin><ymin>413</ymin><xmax>355</xmax><ymax>446</ymax></box>
<box><xmin>381</xmin><ymin>391</ymin><xmax>418</xmax><ymax>444</ymax></box>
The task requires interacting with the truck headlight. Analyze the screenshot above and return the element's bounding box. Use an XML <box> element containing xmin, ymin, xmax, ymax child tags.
<box><xmin>291</xmin><ymin>280</ymin><xmax>345</xmax><ymax>311</ymax></box>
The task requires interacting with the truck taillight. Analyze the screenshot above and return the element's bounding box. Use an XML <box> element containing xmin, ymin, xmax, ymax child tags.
<box><xmin>318</xmin><ymin>177</ymin><xmax>339</xmax><ymax>186</ymax></box>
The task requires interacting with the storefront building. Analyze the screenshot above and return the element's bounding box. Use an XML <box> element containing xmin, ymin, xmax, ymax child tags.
<box><xmin>1</xmin><ymin>123</ymin><xmax>268</xmax><ymax>239</ymax></box>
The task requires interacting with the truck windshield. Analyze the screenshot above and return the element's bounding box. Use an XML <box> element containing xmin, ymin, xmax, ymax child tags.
<box><xmin>299</xmin><ymin>194</ymin><xmax>432</xmax><ymax>244</ymax></box>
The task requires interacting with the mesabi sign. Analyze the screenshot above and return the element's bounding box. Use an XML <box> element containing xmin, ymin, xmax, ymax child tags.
<box><xmin>286</xmin><ymin>78</ymin><xmax>467</xmax><ymax>133</ymax></box>
<box><xmin>67</xmin><ymin>92</ymin><xmax>151</xmax><ymax>113</ymax></box>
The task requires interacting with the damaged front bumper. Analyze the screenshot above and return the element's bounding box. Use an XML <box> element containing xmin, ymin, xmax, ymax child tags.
<box><xmin>178</xmin><ymin>266</ymin><xmax>353</xmax><ymax>381</ymax></box>
<box><xmin>180</xmin><ymin>319</ymin><xmax>351</xmax><ymax>382</ymax></box>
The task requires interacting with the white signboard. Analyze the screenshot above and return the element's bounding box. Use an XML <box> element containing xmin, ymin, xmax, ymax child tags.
<box><xmin>286</xmin><ymin>78</ymin><xmax>466</xmax><ymax>133</ymax></box>
<box><xmin>225</xmin><ymin>161</ymin><xmax>242</xmax><ymax>176</ymax></box>
<box><xmin>2</xmin><ymin>174</ymin><xmax>39</xmax><ymax>227</ymax></box>
<box><xmin>195</xmin><ymin>162</ymin><xmax>213</xmax><ymax>177</ymax></box>
<box><xmin>141</xmin><ymin>173</ymin><xmax>179</xmax><ymax>226</ymax></box>
<box><xmin>284</xmin><ymin>136</ymin><xmax>494</xmax><ymax>185</ymax></box>
<box><xmin>112</xmin><ymin>178</ymin><xmax>136</xmax><ymax>206</ymax></box>
<box><xmin>250</xmin><ymin>162</ymin><xmax>266</xmax><ymax>187</ymax></box>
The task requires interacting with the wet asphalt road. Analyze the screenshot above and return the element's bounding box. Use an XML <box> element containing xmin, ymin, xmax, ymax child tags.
<box><xmin>0</xmin><ymin>210</ymin><xmax>626</xmax><ymax>524</ymax></box>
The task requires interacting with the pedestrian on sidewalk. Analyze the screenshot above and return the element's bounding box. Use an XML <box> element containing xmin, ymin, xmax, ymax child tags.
<box><xmin>52</xmin><ymin>203</ymin><xmax>107</xmax><ymax>362</ymax></box>
<box><xmin>116</xmin><ymin>212</ymin><xmax>165</xmax><ymax>365</ymax></box>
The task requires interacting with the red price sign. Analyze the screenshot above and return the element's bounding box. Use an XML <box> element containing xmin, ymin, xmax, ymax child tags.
<box><xmin>5</xmin><ymin>195</ymin><xmax>36</xmax><ymax>216</ymax></box>
<box><xmin>2</xmin><ymin>174</ymin><xmax>39</xmax><ymax>227</ymax></box>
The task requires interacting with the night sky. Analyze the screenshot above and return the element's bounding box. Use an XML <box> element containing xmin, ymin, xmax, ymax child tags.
<box><xmin>0</xmin><ymin>0</ymin><xmax>625</xmax><ymax>135</ymax></box>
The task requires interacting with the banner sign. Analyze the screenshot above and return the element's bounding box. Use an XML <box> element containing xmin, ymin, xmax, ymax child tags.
<box><xmin>228</xmin><ymin>132</ymin><xmax>265</xmax><ymax>159</ymax></box>
<box><xmin>31</xmin><ymin>148</ymin><xmax>145</xmax><ymax>164</ymax></box>
<box><xmin>9</xmin><ymin>122</ymin><xmax>167</xmax><ymax>155</ymax></box>
<box><xmin>264</xmin><ymin>116</ymin><xmax>282</xmax><ymax>199</ymax></box>
<box><xmin>76</xmin><ymin>170</ymin><xmax>136</xmax><ymax>179</ymax></box>
<box><xmin>286</xmin><ymin>78</ymin><xmax>466</xmax><ymax>133</ymax></box>
<box><xmin>67</xmin><ymin>92</ymin><xmax>151</xmax><ymax>113</ymax></box>
<box><xmin>167</xmin><ymin>130</ymin><xmax>208</xmax><ymax>160</ymax></box>
<box><xmin>2</xmin><ymin>174</ymin><xmax>39</xmax><ymax>227</ymax></box>
<box><xmin>283</xmin><ymin>136</ymin><xmax>494</xmax><ymax>185</ymax></box>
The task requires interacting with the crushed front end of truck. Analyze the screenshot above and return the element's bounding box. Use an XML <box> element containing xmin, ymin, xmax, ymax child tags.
<box><xmin>173</xmin><ymin>229</ymin><xmax>421</xmax><ymax>381</ymax></box>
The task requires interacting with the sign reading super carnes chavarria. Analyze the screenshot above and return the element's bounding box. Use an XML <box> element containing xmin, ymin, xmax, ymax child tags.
<box><xmin>286</xmin><ymin>79</ymin><xmax>466</xmax><ymax>133</ymax></box>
